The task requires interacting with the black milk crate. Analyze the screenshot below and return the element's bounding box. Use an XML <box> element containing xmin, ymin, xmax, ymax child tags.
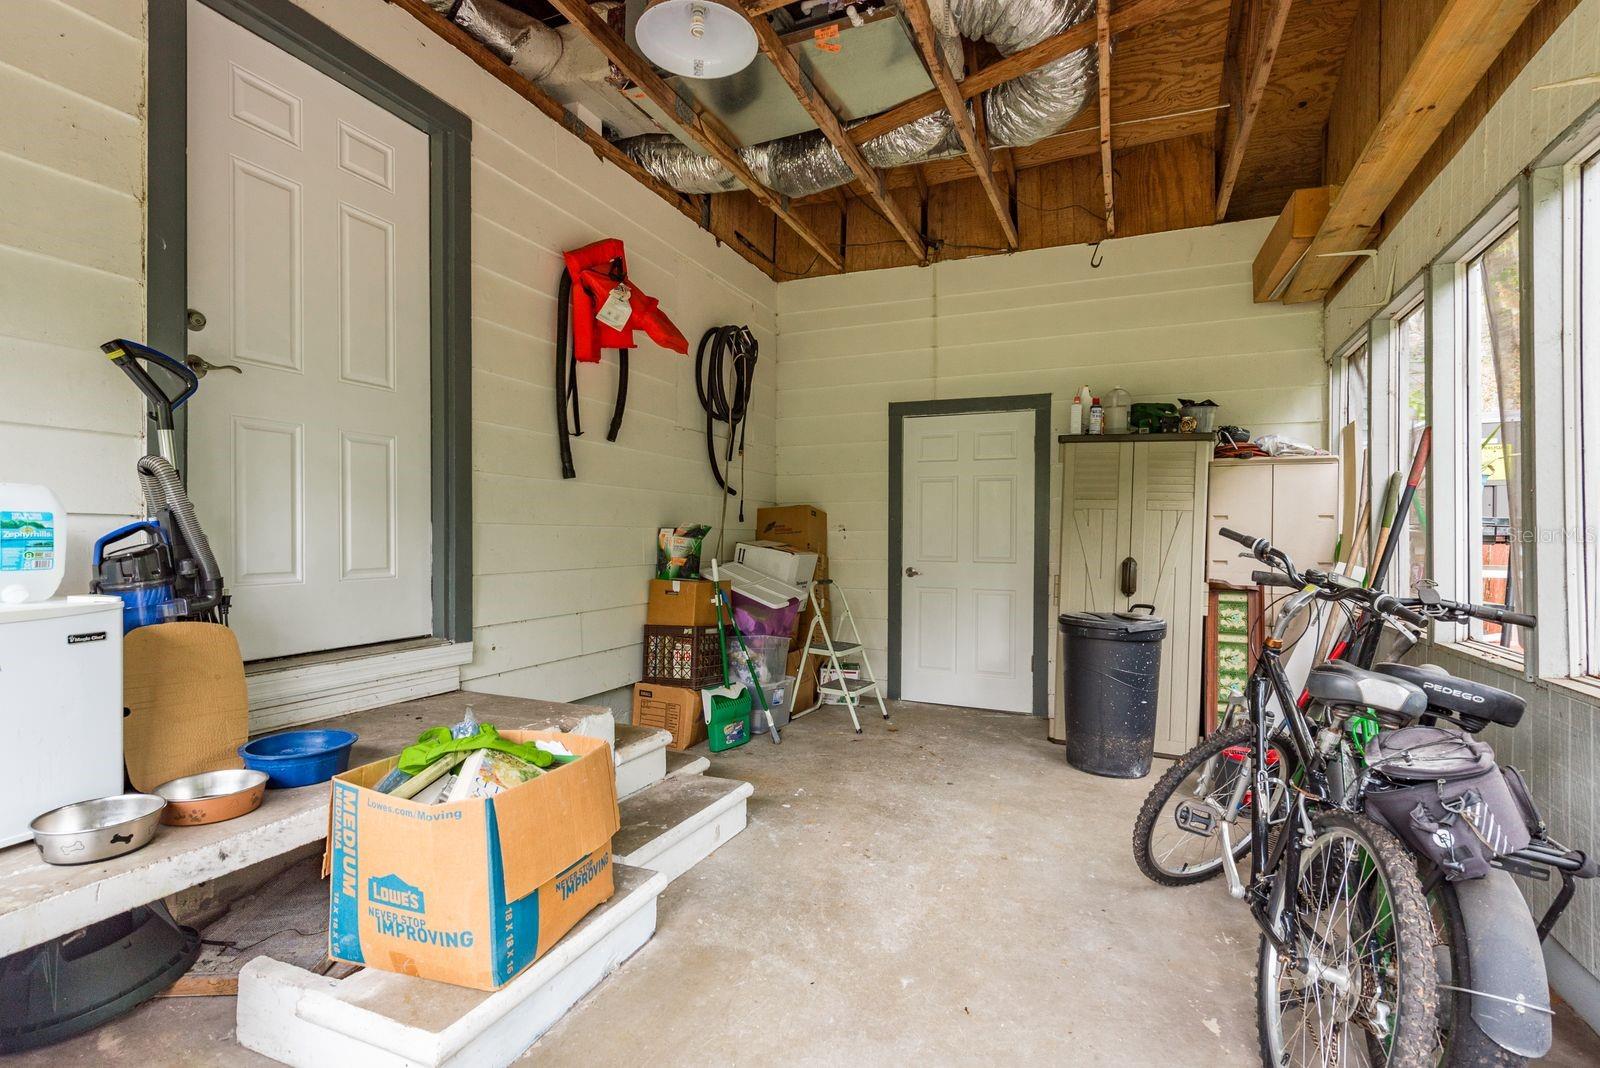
<box><xmin>642</xmin><ymin>625</ymin><xmax>724</xmax><ymax>688</ymax></box>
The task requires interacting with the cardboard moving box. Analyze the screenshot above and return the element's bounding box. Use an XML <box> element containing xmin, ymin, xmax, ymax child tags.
<box><xmin>327</xmin><ymin>730</ymin><xmax>620</xmax><ymax>990</ymax></box>
<box><xmin>756</xmin><ymin>505</ymin><xmax>826</xmax><ymax>553</ymax></box>
<box><xmin>647</xmin><ymin>579</ymin><xmax>730</xmax><ymax>627</ymax></box>
<box><xmin>633</xmin><ymin>682</ymin><xmax>707</xmax><ymax>751</ymax></box>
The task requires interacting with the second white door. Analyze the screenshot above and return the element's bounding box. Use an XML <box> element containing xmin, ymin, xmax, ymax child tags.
<box><xmin>900</xmin><ymin>409</ymin><xmax>1036</xmax><ymax>713</ymax></box>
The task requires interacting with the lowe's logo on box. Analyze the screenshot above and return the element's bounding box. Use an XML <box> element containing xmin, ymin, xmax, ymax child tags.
<box><xmin>368</xmin><ymin>873</ymin><xmax>425</xmax><ymax>914</ymax></box>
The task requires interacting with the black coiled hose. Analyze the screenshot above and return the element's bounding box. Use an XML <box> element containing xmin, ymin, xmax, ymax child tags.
<box><xmin>695</xmin><ymin>325</ymin><xmax>758</xmax><ymax>520</ymax></box>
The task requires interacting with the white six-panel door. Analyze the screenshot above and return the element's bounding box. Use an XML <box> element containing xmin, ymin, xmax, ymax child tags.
<box><xmin>185</xmin><ymin>1</ymin><xmax>433</xmax><ymax>660</ymax></box>
<box><xmin>900</xmin><ymin>410</ymin><xmax>1036</xmax><ymax>714</ymax></box>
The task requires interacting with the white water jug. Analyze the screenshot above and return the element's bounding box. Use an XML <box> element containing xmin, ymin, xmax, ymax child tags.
<box><xmin>0</xmin><ymin>483</ymin><xmax>66</xmax><ymax>603</ymax></box>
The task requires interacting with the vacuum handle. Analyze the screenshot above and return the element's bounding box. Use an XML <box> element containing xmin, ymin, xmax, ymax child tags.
<box><xmin>102</xmin><ymin>339</ymin><xmax>200</xmax><ymax>426</ymax></box>
<box><xmin>93</xmin><ymin>520</ymin><xmax>164</xmax><ymax>568</ymax></box>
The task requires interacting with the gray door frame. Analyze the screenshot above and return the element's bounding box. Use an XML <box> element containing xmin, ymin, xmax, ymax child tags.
<box><xmin>887</xmin><ymin>394</ymin><xmax>1053</xmax><ymax>717</ymax></box>
<box><xmin>146</xmin><ymin>0</ymin><xmax>473</xmax><ymax>644</ymax></box>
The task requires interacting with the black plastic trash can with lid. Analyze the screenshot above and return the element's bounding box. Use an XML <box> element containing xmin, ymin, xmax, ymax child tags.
<box><xmin>1059</xmin><ymin>609</ymin><xmax>1167</xmax><ymax>778</ymax></box>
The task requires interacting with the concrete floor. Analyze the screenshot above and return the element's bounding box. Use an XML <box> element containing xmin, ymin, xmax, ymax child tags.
<box><xmin>10</xmin><ymin>702</ymin><xmax>1598</xmax><ymax>1065</ymax></box>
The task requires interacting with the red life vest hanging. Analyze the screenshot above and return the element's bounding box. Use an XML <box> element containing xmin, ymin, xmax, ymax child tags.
<box><xmin>556</xmin><ymin>239</ymin><xmax>687</xmax><ymax>479</ymax></box>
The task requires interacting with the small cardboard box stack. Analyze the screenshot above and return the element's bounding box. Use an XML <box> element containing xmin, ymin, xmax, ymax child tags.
<box><xmin>757</xmin><ymin>505</ymin><xmax>827</xmax><ymax>708</ymax></box>
<box><xmin>634</xmin><ymin>578</ymin><xmax>729</xmax><ymax>749</ymax></box>
<box><xmin>326</xmin><ymin>731</ymin><xmax>620</xmax><ymax>991</ymax></box>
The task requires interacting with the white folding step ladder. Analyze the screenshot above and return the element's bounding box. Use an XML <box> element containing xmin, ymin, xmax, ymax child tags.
<box><xmin>788</xmin><ymin>580</ymin><xmax>890</xmax><ymax>734</ymax></box>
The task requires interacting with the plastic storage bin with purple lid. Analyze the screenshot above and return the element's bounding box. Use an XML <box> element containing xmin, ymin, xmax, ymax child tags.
<box><xmin>239</xmin><ymin>728</ymin><xmax>358</xmax><ymax>788</ymax></box>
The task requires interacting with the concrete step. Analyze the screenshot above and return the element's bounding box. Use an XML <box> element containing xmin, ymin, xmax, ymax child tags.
<box><xmin>663</xmin><ymin>748</ymin><xmax>709</xmax><ymax>780</ymax></box>
<box><xmin>614</xmin><ymin>774</ymin><xmax>753</xmax><ymax>884</ymax></box>
<box><xmin>613</xmin><ymin>723</ymin><xmax>670</xmax><ymax>800</ymax></box>
<box><xmin>237</xmin><ymin>863</ymin><xmax>668</xmax><ymax>1068</ymax></box>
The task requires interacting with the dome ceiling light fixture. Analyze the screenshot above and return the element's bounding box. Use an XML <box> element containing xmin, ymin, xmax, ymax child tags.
<box><xmin>635</xmin><ymin>0</ymin><xmax>759</xmax><ymax>80</ymax></box>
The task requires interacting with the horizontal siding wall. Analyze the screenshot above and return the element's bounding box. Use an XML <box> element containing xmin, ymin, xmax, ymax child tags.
<box><xmin>0</xmin><ymin>0</ymin><xmax>148</xmax><ymax>588</ymax></box>
<box><xmin>1324</xmin><ymin>0</ymin><xmax>1600</xmax><ymax>987</ymax></box>
<box><xmin>293</xmin><ymin>0</ymin><xmax>779</xmax><ymax>703</ymax></box>
<box><xmin>775</xmin><ymin>220</ymin><xmax>1325</xmax><ymax>704</ymax></box>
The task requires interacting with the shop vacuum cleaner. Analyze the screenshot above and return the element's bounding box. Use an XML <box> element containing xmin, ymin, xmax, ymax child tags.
<box><xmin>90</xmin><ymin>339</ymin><xmax>230</xmax><ymax>631</ymax></box>
<box><xmin>0</xmin><ymin>340</ymin><xmax>228</xmax><ymax>1052</ymax></box>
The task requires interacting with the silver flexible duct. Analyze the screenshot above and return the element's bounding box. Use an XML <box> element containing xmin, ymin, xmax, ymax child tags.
<box><xmin>612</xmin><ymin>0</ymin><xmax>1094</xmax><ymax>196</ymax></box>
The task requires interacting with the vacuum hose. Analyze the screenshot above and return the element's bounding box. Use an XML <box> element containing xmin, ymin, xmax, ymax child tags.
<box><xmin>695</xmin><ymin>325</ymin><xmax>759</xmax><ymax>519</ymax></box>
<box><xmin>137</xmin><ymin>455</ymin><xmax>225</xmax><ymax>615</ymax></box>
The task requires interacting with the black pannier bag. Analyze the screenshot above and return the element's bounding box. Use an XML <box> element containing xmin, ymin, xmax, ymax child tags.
<box><xmin>1362</xmin><ymin>725</ymin><xmax>1533</xmax><ymax>881</ymax></box>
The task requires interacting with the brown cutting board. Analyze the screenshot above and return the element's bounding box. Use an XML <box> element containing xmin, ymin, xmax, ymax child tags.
<box><xmin>124</xmin><ymin>622</ymin><xmax>249</xmax><ymax>792</ymax></box>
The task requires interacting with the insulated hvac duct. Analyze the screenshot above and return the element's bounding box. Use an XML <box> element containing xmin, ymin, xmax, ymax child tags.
<box><xmin>450</xmin><ymin>0</ymin><xmax>619</xmax><ymax>87</ymax></box>
<box><xmin>614</xmin><ymin>0</ymin><xmax>1094</xmax><ymax>198</ymax></box>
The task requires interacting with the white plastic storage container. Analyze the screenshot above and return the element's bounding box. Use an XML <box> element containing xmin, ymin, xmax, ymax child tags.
<box><xmin>0</xmin><ymin>483</ymin><xmax>66</xmax><ymax>604</ymax></box>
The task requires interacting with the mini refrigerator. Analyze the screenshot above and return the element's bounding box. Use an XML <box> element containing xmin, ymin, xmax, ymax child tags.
<box><xmin>0</xmin><ymin>596</ymin><xmax>125</xmax><ymax>847</ymax></box>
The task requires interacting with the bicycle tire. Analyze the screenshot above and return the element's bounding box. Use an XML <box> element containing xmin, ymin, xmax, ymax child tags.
<box><xmin>1256</xmin><ymin>810</ymin><xmax>1439</xmax><ymax>1067</ymax></box>
<box><xmin>1430</xmin><ymin>882</ymin><xmax>1525</xmax><ymax>1067</ymax></box>
<box><xmin>1132</xmin><ymin>722</ymin><xmax>1276</xmax><ymax>887</ymax></box>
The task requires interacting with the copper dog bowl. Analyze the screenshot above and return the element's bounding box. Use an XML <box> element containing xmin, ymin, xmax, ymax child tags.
<box><xmin>153</xmin><ymin>769</ymin><xmax>269</xmax><ymax>826</ymax></box>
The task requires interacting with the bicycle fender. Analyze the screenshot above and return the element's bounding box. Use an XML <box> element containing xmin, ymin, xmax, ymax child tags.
<box><xmin>1454</xmin><ymin>868</ymin><xmax>1552</xmax><ymax>1058</ymax></box>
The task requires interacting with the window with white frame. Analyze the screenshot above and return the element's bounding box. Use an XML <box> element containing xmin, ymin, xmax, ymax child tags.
<box><xmin>1461</xmin><ymin>219</ymin><xmax>1525</xmax><ymax>654</ymax></box>
<box><xmin>1393</xmin><ymin>302</ymin><xmax>1429</xmax><ymax>593</ymax></box>
<box><xmin>1345</xmin><ymin>342</ymin><xmax>1371</xmax><ymax>459</ymax></box>
<box><xmin>1578</xmin><ymin>142</ymin><xmax>1600</xmax><ymax>675</ymax></box>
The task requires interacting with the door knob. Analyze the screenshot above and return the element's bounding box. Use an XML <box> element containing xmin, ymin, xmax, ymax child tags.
<box><xmin>904</xmin><ymin>567</ymin><xmax>920</xmax><ymax>578</ymax></box>
<box><xmin>185</xmin><ymin>354</ymin><xmax>243</xmax><ymax>378</ymax></box>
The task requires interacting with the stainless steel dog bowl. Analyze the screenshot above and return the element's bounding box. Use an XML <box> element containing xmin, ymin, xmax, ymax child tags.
<box><xmin>30</xmin><ymin>794</ymin><xmax>167</xmax><ymax>865</ymax></box>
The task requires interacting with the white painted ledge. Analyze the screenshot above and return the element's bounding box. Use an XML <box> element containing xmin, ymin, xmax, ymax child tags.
<box><xmin>237</xmin><ymin>863</ymin><xmax>669</xmax><ymax>1067</ymax></box>
<box><xmin>247</xmin><ymin>641</ymin><xmax>474</xmax><ymax>733</ymax></box>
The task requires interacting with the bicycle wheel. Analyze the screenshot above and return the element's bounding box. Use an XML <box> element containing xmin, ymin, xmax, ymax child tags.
<box><xmin>1428</xmin><ymin>883</ymin><xmax>1524</xmax><ymax>1067</ymax></box>
<box><xmin>1257</xmin><ymin>811</ymin><xmax>1439</xmax><ymax>1067</ymax></box>
<box><xmin>1132</xmin><ymin>721</ymin><xmax>1286</xmax><ymax>886</ymax></box>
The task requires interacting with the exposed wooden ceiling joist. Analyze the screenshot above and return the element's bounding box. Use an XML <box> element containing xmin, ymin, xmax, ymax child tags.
<box><xmin>898</xmin><ymin>0</ymin><xmax>1019</xmax><ymax>249</ymax></box>
<box><xmin>847</xmin><ymin>0</ymin><xmax>1194</xmax><ymax>148</ymax></box>
<box><xmin>1214</xmin><ymin>0</ymin><xmax>1293</xmax><ymax>222</ymax></box>
<box><xmin>745</xmin><ymin>12</ymin><xmax>927</xmax><ymax>261</ymax></box>
<box><xmin>388</xmin><ymin>1</ymin><xmax>705</xmax><ymax>227</ymax></box>
<box><xmin>542</xmin><ymin>0</ymin><xmax>844</xmax><ymax>271</ymax></box>
<box><xmin>1095</xmin><ymin>0</ymin><xmax>1115</xmax><ymax>235</ymax></box>
<box><xmin>1282</xmin><ymin>0</ymin><xmax>1542</xmax><ymax>303</ymax></box>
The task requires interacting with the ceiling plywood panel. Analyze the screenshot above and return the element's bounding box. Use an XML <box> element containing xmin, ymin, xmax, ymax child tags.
<box><xmin>1108</xmin><ymin>0</ymin><xmax>1232</xmax><ymax>123</ymax></box>
<box><xmin>775</xmin><ymin>201</ymin><xmax>844</xmax><ymax>281</ymax></box>
<box><xmin>1018</xmin><ymin>155</ymin><xmax>1107</xmax><ymax>251</ymax></box>
<box><xmin>929</xmin><ymin>177</ymin><xmax>1013</xmax><ymax>262</ymax></box>
<box><xmin>845</xmin><ymin>187</ymin><xmax>926</xmax><ymax>273</ymax></box>
<box><xmin>1224</xmin><ymin>0</ymin><xmax>1362</xmax><ymax>222</ymax></box>
<box><xmin>1116</xmin><ymin>134</ymin><xmax>1215</xmax><ymax>238</ymax></box>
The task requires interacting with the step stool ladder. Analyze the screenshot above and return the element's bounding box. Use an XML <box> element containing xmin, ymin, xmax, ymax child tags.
<box><xmin>789</xmin><ymin>579</ymin><xmax>889</xmax><ymax>733</ymax></box>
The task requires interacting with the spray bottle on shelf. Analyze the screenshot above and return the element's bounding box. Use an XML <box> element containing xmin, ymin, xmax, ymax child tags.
<box><xmin>1073</xmin><ymin>385</ymin><xmax>1093</xmax><ymax>434</ymax></box>
<box><xmin>1089</xmin><ymin>397</ymin><xmax>1104</xmax><ymax>434</ymax></box>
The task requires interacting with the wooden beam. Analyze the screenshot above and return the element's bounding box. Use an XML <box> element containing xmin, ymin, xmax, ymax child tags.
<box><xmin>1251</xmin><ymin>186</ymin><xmax>1332</xmax><ymax>301</ymax></box>
<box><xmin>741</xmin><ymin>0</ymin><xmax>794</xmax><ymax>15</ymax></box>
<box><xmin>384</xmin><ymin>2</ymin><xmax>715</xmax><ymax>230</ymax></box>
<box><xmin>746</xmin><ymin>14</ymin><xmax>927</xmax><ymax>260</ymax></box>
<box><xmin>899</xmin><ymin>0</ymin><xmax>1019</xmax><ymax>249</ymax></box>
<box><xmin>541</xmin><ymin>0</ymin><xmax>843</xmax><ymax>271</ymax></box>
<box><xmin>847</xmin><ymin>0</ymin><xmax>1191</xmax><ymax>147</ymax></box>
<box><xmin>1095</xmin><ymin>0</ymin><xmax>1115</xmax><ymax>235</ymax></box>
<box><xmin>1215</xmin><ymin>0</ymin><xmax>1293</xmax><ymax>222</ymax></box>
<box><xmin>1283</xmin><ymin>0</ymin><xmax>1541</xmax><ymax>302</ymax></box>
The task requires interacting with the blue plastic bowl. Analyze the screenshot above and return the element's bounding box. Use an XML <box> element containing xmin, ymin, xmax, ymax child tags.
<box><xmin>239</xmin><ymin>729</ymin><xmax>359</xmax><ymax>788</ymax></box>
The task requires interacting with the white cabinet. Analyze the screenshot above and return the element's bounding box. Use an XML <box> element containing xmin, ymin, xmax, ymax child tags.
<box><xmin>1055</xmin><ymin>436</ymin><xmax>1210</xmax><ymax>757</ymax></box>
<box><xmin>1207</xmin><ymin>457</ymin><xmax>1341</xmax><ymax>585</ymax></box>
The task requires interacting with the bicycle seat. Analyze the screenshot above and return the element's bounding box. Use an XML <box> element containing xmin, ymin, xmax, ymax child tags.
<box><xmin>1374</xmin><ymin>662</ymin><xmax>1525</xmax><ymax>730</ymax></box>
<box><xmin>1306</xmin><ymin>661</ymin><xmax>1427</xmax><ymax>720</ymax></box>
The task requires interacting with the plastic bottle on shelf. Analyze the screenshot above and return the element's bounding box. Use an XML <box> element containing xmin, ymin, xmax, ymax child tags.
<box><xmin>1070</xmin><ymin>392</ymin><xmax>1084</xmax><ymax>435</ymax></box>
<box><xmin>1088</xmin><ymin>397</ymin><xmax>1104</xmax><ymax>435</ymax></box>
<box><xmin>1106</xmin><ymin>387</ymin><xmax>1130</xmax><ymax>434</ymax></box>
